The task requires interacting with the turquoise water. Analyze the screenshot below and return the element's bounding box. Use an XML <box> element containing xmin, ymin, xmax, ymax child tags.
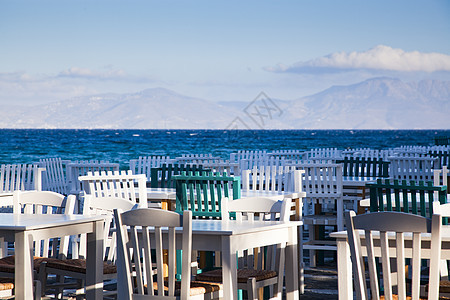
<box><xmin>0</xmin><ymin>129</ymin><xmax>448</xmax><ymax>169</ymax></box>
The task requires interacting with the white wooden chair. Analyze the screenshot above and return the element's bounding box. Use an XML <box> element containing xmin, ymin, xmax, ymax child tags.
<box><xmin>195</xmin><ymin>197</ymin><xmax>289</xmax><ymax>300</ymax></box>
<box><xmin>66</xmin><ymin>161</ymin><xmax>119</xmax><ymax>196</ymax></box>
<box><xmin>114</xmin><ymin>208</ymin><xmax>222</xmax><ymax>299</ymax></box>
<box><xmin>388</xmin><ymin>156</ymin><xmax>439</xmax><ymax>182</ymax></box>
<box><xmin>296</xmin><ymin>163</ymin><xmax>343</xmax><ymax>267</ymax></box>
<box><xmin>0</xmin><ymin>190</ymin><xmax>76</xmax><ymax>299</ymax></box>
<box><xmin>431</xmin><ymin>201</ymin><xmax>450</xmax><ymax>298</ymax></box>
<box><xmin>0</xmin><ymin>164</ymin><xmax>45</xmax><ymax>193</ymax></box>
<box><xmin>79</xmin><ymin>170</ymin><xmax>156</xmax><ymax>208</ymax></box>
<box><xmin>196</xmin><ymin>160</ymin><xmax>240</xmax><ymax>176</ymax></box>
<box><xmin>434</xmin><ymin>166</ymin><xmax>449</xmax><ymax>187</ymax></box>
<box><xmin>129</xmin><ymin>156</ymin><xmax>175</xmax><ymax>181</ymax></box>
<box><xmin>44</xmin><ymin>196</ymin><xmax>136</xmax><ymax>299</ymax></box>
<box><xmin>38</xmin><ymin>158</ymin><xmax>70</xmax><ymax>195</ymax></box>
<box><xmin>345</xmin><ymin>210</ymin><xmax>442</xmax><ymax>300</ymax></box>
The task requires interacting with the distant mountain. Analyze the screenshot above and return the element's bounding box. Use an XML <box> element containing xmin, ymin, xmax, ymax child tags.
<box><xmin>283</xmin><ymin>77</ymin><xmax>450</xmax><ymax>129</ymax></box>
<box><xmin>0</xmin><ymin>78</ymin><xmax>448</xmax><ymax>129</ymax></box>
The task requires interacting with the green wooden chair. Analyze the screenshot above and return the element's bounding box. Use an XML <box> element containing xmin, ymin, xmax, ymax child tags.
<box><xmin>150</xmin><ymin>164</ymin><xmax>211</xmax><ymax>189</ymax></box>
<box><xmin>174</xmin><ymin>172</ymin><xmax>241</xmax><ymax>218</ymax></box>
<box><xmin>336</xmin><ymin>157</ymin><xmax>390</xmax><ymax>178</ymax></box>
<box><xmin>368</xmin><ymin>179</ymin><xmax>447</xmax><ymax>218</ymax></box>
<box><xmin>174</xmin><ymin>171</ymin><xmax>242</xmax><ymax>279</ymax></box>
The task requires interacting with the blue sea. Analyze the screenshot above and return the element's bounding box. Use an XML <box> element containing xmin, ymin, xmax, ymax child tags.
<box><xmin>1</xmin><ymin>129</ymin><xmax>449</xmax><ymax>169</ymax></box>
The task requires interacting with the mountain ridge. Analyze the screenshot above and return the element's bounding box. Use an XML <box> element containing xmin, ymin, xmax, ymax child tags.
<box><xmin>0</xmin><ymin>77</ymin><xmax>448</xmax><ymax>129</ymax></box>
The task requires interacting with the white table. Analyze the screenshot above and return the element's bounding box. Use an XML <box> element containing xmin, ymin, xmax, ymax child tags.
<box><xmin>0</xmin><ymin>213</ymin><xmax>105</xmax><ymax>300</ymax></box>
<box><xmin>117</xmin><ymin>219</ymin><xmax>302</xmax><ymax>300</ymax></box>
<box><xmin>145</xmin><ymin>188</ymin><xmax>304</xmax><ymax>209</ymax></box>
<box><xmin>330</xmin><ymin>227</ymin><xmax>450</xmax><ymax>299</ymax></box>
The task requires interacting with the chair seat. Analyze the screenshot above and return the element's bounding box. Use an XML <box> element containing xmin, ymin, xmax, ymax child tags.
<box><xmin>0</xmin><ymin>278</ymin><xmax>14</xmax><ymax>291</ymax></box>
<box><xmin>0</xmin><ymin>255</ymin><xmax>53</xmax><ymax>273</ymax></box>
<box><xmin>195</xmin><ymin>268</ymin><xmax>277</xmax><ymax>283</ymax></box>
<box><xmin>148</xmin><ymin>280</ymin><xmax>222</xmax><ymax>296</ymax></box>
<box><xmin>45</xmin><ymin>258</ymin><xmax>117</xmax><ymax>275</ymax></box>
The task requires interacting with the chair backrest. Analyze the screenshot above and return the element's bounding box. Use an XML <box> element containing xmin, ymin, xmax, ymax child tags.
<box><xmin>129</xmin><ymin>156</ymin><xmax>175</xmax><ymax>181</ymax></box>
<box><xmin>429</xmin><ymin>150</ymin><xmax>450</xmax><ymax>168</ymax></box>
<box><xmin>221</xmin><ymin>197</ymin><xmax>288</xmax><ymax>285</ymax></box>
<box><xmin>79</xmin><ymin>170</ymin><xmax>148</xmax><ymax>207</ymax></box>
<box><xmin>434</xmin><ymin>166</ymin><xmax>449</xmax><ymax>187</ymax></box>
<box><xmin>13</xmin><ymin>190</ymin><xmax>76</xmax><ymax>258</ymax></box>
<box><xmin>66</xmin><ymin>161</ymin><xmax>119</xmax><ymax>194</ymax></box>
<box><xmin>221</xmin><ymin>196</ymin><xmax>290</xmax><ymax>222</ymax></box>
<box><xmin>175</xmin><ymin>154</ymin><xmax>220</xmax><ymax>165</ymax></box>
<box><xmin>114</xmin><ymin>208</ymin><xmax>193</xmax><ymax>299</ymax></box>
<box><xmin>75</xmin><ymin>195</ymin><xmax>136</xmax><ymax>261</ymax></box>
<box><xmin>38</xmin><ymin>158</ymin><xmax>70</xmax><ymax>194</ymax></box>
<box><xmin>388</xmin><ymin>156</ymin><xmax>439</xmax><ymax>181</ymax></box>
<box><xmin>0</xmin><ymin>164</ymin><xmax>45</xmax><ymax>193</ymax></box>
<box><xmin>150</xmin><ymin>164</ymin><xmax>211</xmax><ymax>189</ymax></box>
<box><xmin>241</xmin><ymin>165</ymin><xmax>301</xmax><ymax>193</ymax></box>
<box><xmin>345</xmin><ymin>210</ymin><xmax>442</xmax><ymax>300</ymax></box>
<box><xmin>367</xmin><ymin>179</ymin><xmax>447</xmax><ymax>218</ymax></box>
<box><xmin>196</xmin><ymin>160</ymin><xmax>240</xmax><ymax>176</ymax></box>
<box><xmin>295</xmin><ymin>163</ymin><xmax>344</xmax><ymax>229</ymax></box>
<box><xmin>336</xmin><ymin>157</ymin><xmax>390</xmax><ymax>178</ymax></box>
<box><xmin>174</xmin><ymin>172</ymin><xmax>241</xmax><ymax>218</ymax></box>
<box><xmin>303</xmin><ymin>148</ymin><xmax>342</xmax><ymax>160</ymax></box>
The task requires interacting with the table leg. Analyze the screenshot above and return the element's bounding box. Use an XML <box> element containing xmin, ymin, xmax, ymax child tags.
<box><xmin>15</xmin><ymin>231</ymin><xmax>34</xmax><ymax>300</ymax></box>
<box><xmin>336</xmin><ymin>238</ymin><xmax>353</xmax><ymax>300</ymax></box>
<box><xmin>285</xmin><ymin>226</ymin><xmax>299</xmax><ymax>300</ymax></box>
<box><xmin>222</xmin><ymin>236</ymin><xmax>237</xmax><ymax>300</ymax></box>
<box><xmin>86</xmin><ymin>219</ymin><xmax>104</xmax><ymax>300</ymax></box>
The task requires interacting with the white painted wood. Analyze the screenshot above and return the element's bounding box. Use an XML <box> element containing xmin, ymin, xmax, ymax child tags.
<box><xmin>0</xmin><ymin>212</ymin><xmax>105</xmax><ymax>300</ymax></box>
<box><xmin>344</xmin><ymin>210</ymin><xmax>442</xmax><ymax>300</ymax></box>
<box><xmin>80</xmin><ymin>170</ymin><xmax>151</xmax><ymax>208</ymax></box>
<box><xmin>129</xmin><ymin>156</ymin><xmax>175</xmax><ymax>181</ymax></box>
<box><xmin>66</xmin><ymin>161</ymin><xmax>119</xmax><ymax>196</ymax></box>
<box><xmin>38</xmin><ymin>158</ymin><xmax>69</xmax><ymax>195</ymax></box>
<box><xmin>389</xmin><ymin>156</ymin><xmax>439</xmax><ymax>181</ymax></box>
<box><xmin>0</xmin><ymin>164</ymin><xmax>45</xmax><ymax>193</ymax></box>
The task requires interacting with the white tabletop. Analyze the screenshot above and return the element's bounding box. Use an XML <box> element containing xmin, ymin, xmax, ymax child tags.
<box><xmin>0</xmin><ymin>213</ymin><xmax>105</xmax><ymax>231</ymax></box>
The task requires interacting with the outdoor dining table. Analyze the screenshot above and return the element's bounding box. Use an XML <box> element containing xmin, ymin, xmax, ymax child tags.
<box><xmin>116</xmin><ymin>218</ymin><xmax>302</xmax><ymax>300</ymax></box>
<box><xmin>0</xmin><ymin>213</ymin><xmax>105</xmax><ymax>300</ymax></box>
<box><xmin>145</xmin><ymin>187</ymin><xmax>303</xmax><ymax>210</ymax></box>
<box><xmin>330</xmin><ymin>226</ymin><xmax>450</xmax><ymax>299</ymax></box>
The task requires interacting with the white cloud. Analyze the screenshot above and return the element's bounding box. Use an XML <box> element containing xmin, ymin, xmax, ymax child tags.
<box><xmin>266</xmin><ymin>45</ymin><xmax>450</xmax><ymax>73</ymax></box>
<box><xmin>58</xmin><ymin>67</ymin><xmax>127</xmax><ymax>79</ymax></box>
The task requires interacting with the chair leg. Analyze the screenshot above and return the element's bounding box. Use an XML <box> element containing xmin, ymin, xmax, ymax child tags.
<box><xmin>247</xmin><ymin>278</ymin><xmax>257</xmax><ymax>300</ymax></box>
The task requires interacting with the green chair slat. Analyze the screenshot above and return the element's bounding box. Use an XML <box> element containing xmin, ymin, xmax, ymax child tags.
<box><xmin>337</xmin><ymin>157</ymin><xmax>390</xmax><ymax>178</ymax></box>
<box><xmin>150</xmin><ymin>164</ymin><xmax>212</xmax><ymax>188</ymax></box>
<box><xmin>368</xmin><ymin>178</ymin><xmax>447</xmax><ymax>219</ymax></box>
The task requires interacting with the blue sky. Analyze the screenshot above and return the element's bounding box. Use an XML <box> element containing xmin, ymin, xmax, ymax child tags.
<box><xmin>1</xmin><ymin>0</ymin><xmax>450</xmax><ymax>106</ymax></box>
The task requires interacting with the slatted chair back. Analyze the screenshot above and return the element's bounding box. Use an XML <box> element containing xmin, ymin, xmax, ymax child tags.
<box><xmin>434</xmin><ymin>166</ymin><xmax>449</xmax><ymax>189</ymax></box>
<box><xmin>129</xmin><ymin>156</ymin><xmax>175</xmax><ymax>181</ymax></box>
<box><xmin>79</xmin><ymin>170</ymin><xmax>148</xmax><ymax>207</ymax></box>
<box><xmin>267</xmin><ymin>150</ymin><xmax>304</xmax><ymax>162</ymax></box>
<box><xmin>241</xmin><ymin>165</ymin><xmax>300</xmax><ymax>193</ymax></box>
<box><xmin>115</xmin><ymin>209</ymin><xmax>221</xmax><ymax>299</ymax></box>
<box><xmin>74</xmin><ymin>195</ymin><xmax>136</xmax><ymax>262</ymax></box>
<box><xmin>175</xmin><ymin>154</ymin><xmax>221</xmax><ymax>165</ymax></box>
<box><xmin>367</xmin><ymin>179</ymin><xmax>447</xmax><ymax>218</ymax></box>
<box><xmin>388</xmin><ymin>156</ymin><xmax>439</xmax><ymax>181</ymax></box>
<box><xmin>336</xmin><ymin>157</ymin><xmax>390</xmax><ymax>178</ymax></box>
<box><xmin>303</xmin><ymin>148</ymin><xmax>342</xmax><ymax>160</ymax></box>
<box><xmin>174</xmin><ymin>172</ymin><xmax>241</xmax><ymax>219</ymax></box>
<box><xmin>80</xmin><ymin>170</ymin><xmax>146</xmax><ymax>203</ymax></box>
<box><xmin>296</xmin><ymin>163</ymin><xmax>344</xmax><ymax>228</ymax></box>
<box><xmin>66</xmin><ymin>161</ymin><xmax>119</xmax><ymax>195</ymax></box>
<box><xmin>0</xmin><ymin>164</ymin><xmax>45</xmax><ymax>193</ymax></box>
<box><xmin>12</xmin><ymin>190</ymin><xmax>76</xmax><ymax>259</ymax></box>
<box><xmin>345</xmin><ymin>210</ymin><xmax>442</xmax><ymax>300</ymax></box>
<box><xmin>219</xmin><ymin>197</ymin><xmax>289</xmax><ymax>299</ymax></box>
<box><xmin>150</xmin><ymin>164</ymin><xmax>211</xmax><ymax>189</ymax></box>
<box><xmin>196</xmin><ymin>160</ymin><xmax>240</xmax><ymax>176</ymax></box>
<box><xmin>38</xmin><ymin>158</ymin><xmax>70</xmax><ymax>195</ymax></box>
<box><xmin>429</xmin><ymin>150</ymin><xmax>450</xmax><ymax>168</ymax></box>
